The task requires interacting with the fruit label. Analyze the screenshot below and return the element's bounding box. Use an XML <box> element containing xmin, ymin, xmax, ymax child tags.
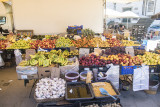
<box><xmin>84</xmin><ymin>68</ymin><xmax>90</xmax><ymax>71</ymax></box>
<box><xmin>71</xmin><ymin>80</ymin><xmax>77</xmax><ymax>82</ymax></box>
<box><xmin>125</xmin><ymin>47</ymin><xmax>135</xmax><ymax>56</ymax></box>
<box><xmin>101</xmin><ymin>36</ymin><xmax>106</xmax><ymax>41</ymax></box>
<box><xmin>79</xmin><ymin>48</ymin><xmax>90</xmax><ymax>58</ymax></box>
<box><xmin>21</xmin><ymin>75</ymin><xmax>28</xmax><ymax>79</ymax></box>
<box><xmin>112</xmin><ymin>36</ymin><xmax>116</xmax><ymax>39</ymax></box>
<box><xmin>151</xmin><ymin>69</ymin><xmax>154</xmax><ymax>73</ymax></box>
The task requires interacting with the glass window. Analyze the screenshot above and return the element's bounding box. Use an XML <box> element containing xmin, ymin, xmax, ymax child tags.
<box><xmin>122</xmin><ymin>18</ymin><xmax>131</xmax><ymax>23</ymax></box>
<box><xmin>147</xmin><ymin>0</ymin><xmax>154</xmax><ymax>12</ymax></box>
<box><xmin>0</xmin><ymin>16</ymin><xmax>6</xmax><ymax>25</ymax></box>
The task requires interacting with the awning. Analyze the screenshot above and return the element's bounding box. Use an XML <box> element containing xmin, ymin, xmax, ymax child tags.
<box><xmin>151</xmin><ymin>12</ymin><xmax>160</xmax><ymax>20</ymax></box>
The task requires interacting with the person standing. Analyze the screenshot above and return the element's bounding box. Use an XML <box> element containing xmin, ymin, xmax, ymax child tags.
<box><xmin>0</xmin><ymin>25</ymin><xmax>3</xmax><ymax>34</ymax></box>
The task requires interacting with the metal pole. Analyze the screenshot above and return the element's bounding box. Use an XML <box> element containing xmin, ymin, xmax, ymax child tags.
<box><xmin>127</xmin><ymin>18</ymin><xmax>128</xmax><ymax>29</ymax></box>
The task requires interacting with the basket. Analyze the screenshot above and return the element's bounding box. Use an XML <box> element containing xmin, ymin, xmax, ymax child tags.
<box><xmin>34</xmin><ymin>94</ymin><xmax>64</xmax><ymax>103</ymax></box>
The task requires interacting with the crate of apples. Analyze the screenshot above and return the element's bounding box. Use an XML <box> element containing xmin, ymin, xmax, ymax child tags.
<box><xmin>0</xmin><ymin>40</ymin><xmax>8</xmax><ymax>49</ymax></box>
<box><xmin>38</xmin><ymin>39</ymin><xmax>56</xmax><ymax>49</ymax></box>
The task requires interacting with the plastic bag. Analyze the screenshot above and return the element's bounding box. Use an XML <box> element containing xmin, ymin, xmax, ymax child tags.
<box><xmin>133</xmin><ymin>66</ymin><xmax>149</xmax><ymax>91</ymax></box>
<box><xmin>16</xmin><ymin>66</ymin><xmax>37</xmax><ymax>75</ymax></box>
<box><xmin>14</xmin><ymin>49</ymin><xmax>22</xmax><ymax>56</ymax></box>
<box><xmin>0</xmin><ymin>54</ymin><xmax>5</xmax><ymax>67</ymax></box>
<box><xmin>14</xmin><ymin>49</ymin><xmax>22</xmax><ymax>65</ymax></box>
<box><xmin>106</xmin><ymin>64</ymin><xmax>119</xmax><ymax>89</ymax></box>
<box><xmin>60</xmin><ymin>57</ymin><xmax>79</xmax><ymax>76</ymax></box>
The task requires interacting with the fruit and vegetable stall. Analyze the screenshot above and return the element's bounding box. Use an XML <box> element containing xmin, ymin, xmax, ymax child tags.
<box><xmin>0</xmin><ymin>27</ymin><xmax>160</xmax><ymax>106</ymax></box>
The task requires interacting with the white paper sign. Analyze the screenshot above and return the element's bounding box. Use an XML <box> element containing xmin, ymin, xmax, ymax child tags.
<box><xmin>125</xmin><ymin>46</ymin><xmax>134</xmax><ymax>56</ymax></box>
<box><xmin>21</xmin><ymin>75</ymin><xmax>28</xmax><ymax>79</ymax></box>
<box><xmin>79</xmin><ymin>48</ymin><xmax>90</xmax><ymax>58</ymax></box>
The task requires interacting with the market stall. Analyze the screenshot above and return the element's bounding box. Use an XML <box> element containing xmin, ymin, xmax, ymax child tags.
<box><xmin>1</xmin><ymin>24</ymin><xmax>160</xmax><ymax>106</ymax></box>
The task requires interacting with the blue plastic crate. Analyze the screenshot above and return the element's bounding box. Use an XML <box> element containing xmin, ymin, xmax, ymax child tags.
<box><xmin>68</xmin><ymin>25</ymin><xmax>83</xmax><ymax>30</ymax></box>
<box><xmin>121</xmin><ymin>66</ymin><xmax>134</xmax><ymax>75</ymax></box>
<box><xmin>121</xmin><ymin>65</ymin><xmax>142</xmax><ymax>75</ymax></box>
<box><xmin>133</xmin><ymin>46</ymin><xmax>145</xmax><ymax>50</ymax></box>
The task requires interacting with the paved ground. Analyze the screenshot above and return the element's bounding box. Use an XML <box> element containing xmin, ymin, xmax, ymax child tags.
<box><xmin>0</xmin><ymin>66</ymin><xmax>160</xmax><ymax>107</ymax></box>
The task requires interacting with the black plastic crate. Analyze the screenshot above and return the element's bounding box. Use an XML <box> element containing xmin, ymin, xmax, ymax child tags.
<box><xmin>65</xmin><ymin>82</ymin><xmax>94</xmax><ymax>102</ymax></box>
<box><xmin>80</xmin><ymin>98</ymin><xmax>121</xmax><ymax>107</ymax></box>
<box><xmin>149</xmin><ymin>65</ymin><xmax>160</xmax><ymax>73</ymax></box>
<box><xmin>79</xmin><ymin>65</ymin><xmax>110</xmax><ymax>73</ymax></box>
<box><xmin>90</xmin><ymin>80</ymin><xmax>120</xmax><ymax>99</ymax></box>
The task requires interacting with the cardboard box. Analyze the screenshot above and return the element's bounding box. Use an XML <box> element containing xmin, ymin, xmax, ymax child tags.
<box><xmin>51</xmin><ymin>67</ymin><xmax>60</xmax><ymax>79</ymax></box>
<box><xmin>25</xmin><ymin>49</ymin><xmax>36</xmax><ymax>60</ymax></box>
<box><xmin>38</xmin><ymin>67</ymin><xmax>51</xmax><ymax>79</ymax></box>
<box><xmin>16</xmin><ymin>66</ymin><xmax>38</xmax><ymax>80</ymax></box>
<box><xmin>38</xmin><ymin>66</ymin><xmax>60</xmax><ymax>79</ymax></box>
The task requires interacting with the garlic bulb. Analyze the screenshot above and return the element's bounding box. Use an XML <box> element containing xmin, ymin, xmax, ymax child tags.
<box><xmin>35</xmin><ymin>78</ymin><xmax>66</xmax><ymax>99</ymax></box>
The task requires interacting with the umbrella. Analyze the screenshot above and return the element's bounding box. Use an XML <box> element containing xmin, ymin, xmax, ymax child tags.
<box><xmin>105</xmin><ymin>8</ymin><xmax>122</xmax><ymax>18</ymax></box>
<box><xmin>120</xmin><ymin>11</ymin><xmax>139</xmax><ymax>29</ymax></box>
<box><xmin>107</xmin><ymin>0</ymin><xmax>142</xmax><ymax>3</ymax></box>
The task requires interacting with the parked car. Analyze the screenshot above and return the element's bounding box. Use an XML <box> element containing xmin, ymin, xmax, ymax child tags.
<box><xmin>147</xmin><ymin>25</ymin><xmax>160</xmax><ymax>33</ymax></box>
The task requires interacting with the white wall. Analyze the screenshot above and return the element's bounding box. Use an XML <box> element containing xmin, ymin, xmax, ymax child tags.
<box><xmin>12</xmin><ymin>0</ymin><xmax>103</xmax><ymax>34</ymax></box>
<box><xmin>0</xmin><ymin>2</ymin><xmax>13</xmax><ymax>30</ymax></box>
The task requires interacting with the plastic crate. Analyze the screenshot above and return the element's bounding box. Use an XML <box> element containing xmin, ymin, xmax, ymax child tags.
<box><xmin>133</xmin><ymin>46</ymin><xmax>145</xmax><ymax>50</ymax></box>
<box><xmin>121</xmin><ymin>66</ymin><xmax>134</xmax><ymax>75</ymax></box>
<box><xmin>68</xmin><ymin>25</ymin><xmax>83</xmax><ymax>30</ymax></box>
<box><xmin>65</xmin><ymin>82</ymin><xmax>94</xmax><ymax>102</ymax></box>
<box><xmin>149</xmin><ymin>65</ymin><xmax>159</xmax><ymax>73</ymax></box>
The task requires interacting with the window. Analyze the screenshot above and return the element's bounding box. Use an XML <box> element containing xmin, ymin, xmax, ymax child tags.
<box><xmin>147</xmin><ymin>0</ymin><xmax>154</xmax><ymax>12</ymax></box>
<box><xmin>0</xmin><ymin>16</ymin><xmax>6</xmax><ymax>25</ymax></box>
<box><xmin>122</xmin><ymin>18</ymin><xmax>131</xmax><ymax>23</ymax></box>
<box><xmin>123</xmin><ymin>7</ymin><xmax>132</xmax><ymax>12</ymax></box>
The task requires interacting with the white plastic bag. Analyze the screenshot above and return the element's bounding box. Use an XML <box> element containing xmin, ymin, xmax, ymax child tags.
<box><xmin>106</xmin><ymin>64</ymin><xmax>119</xmax><ymax>89</ymax></box>
<box><xmin>0</xmin><ymin>54</ymin><xmax>5</xmax><ymax>67</ymax></box>
<box><xmin>14</xmin><ymin>49</ymin><xmax>22</xmax><ymax>65</ymax></box>
<box><xmin>133</xmin><ymin>66</ymin><xmax>149</xmax><ymax>91</ymax></box>
<box><xmin>60</xmin><ymin>57</ymin><xmax>79</xmax><ymax>75</ymax></box>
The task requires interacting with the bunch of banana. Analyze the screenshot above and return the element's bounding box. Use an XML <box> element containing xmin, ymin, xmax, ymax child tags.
<box><xmin>29</xmin><ymin>59</ymin><xmax>38</xmax><ymax>66</ymax></box>
<box><xmin>19</xmin><ymin>60</ymin><xmax>29</xmax><ymax>66</ymax></box>
<box><xmin>7</xmin><ymin>39</ymin><xmax>31</xmax><ymax>49</ymax></box>
<box><xmin>30</xmin><ymin>54</ymin><xmax>39</xmax><ymax>59</ymax></box>
<box><xmin>45</xmin><ymin>35</ymin><xmax>51</xmax><ymax>39</ymax></box>
<box><xmin>50</xmin><ymin>50</ymin><xmax>62</xmax><ymax>55</ymax></box>
<box><xmin>62</xmin><ymin>50</ymin><xmax>70</xmax><ymax>58</ymax></box>
<box><xmin>55</xmin><ymin>37</ymin><xmax>74</xmax><ymax>47</ymax></box>
<box><xmin>43</xmin><ymin>59</ymin><xmax>51</xmax><ymax>67</ymax></box>
<box><xmin>38</xmin><ymin>58</ymin><xmax>43</xmax><ymax>66</ymax></box>
<box><xmin>70</xmin><ymin>50</ymin><xmax>79</xmax><ymax>55</ymax></box>
<box><xmin>39</xmin><ymin>54</ymin><xmax>46</xmax><ymax>59</ymax></box>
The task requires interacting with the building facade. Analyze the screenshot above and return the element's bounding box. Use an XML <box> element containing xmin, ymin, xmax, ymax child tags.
<box><xmin>106</xmin><ymin>0</ymin><xmax>160</xmax><ymax>24</ymax></box>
